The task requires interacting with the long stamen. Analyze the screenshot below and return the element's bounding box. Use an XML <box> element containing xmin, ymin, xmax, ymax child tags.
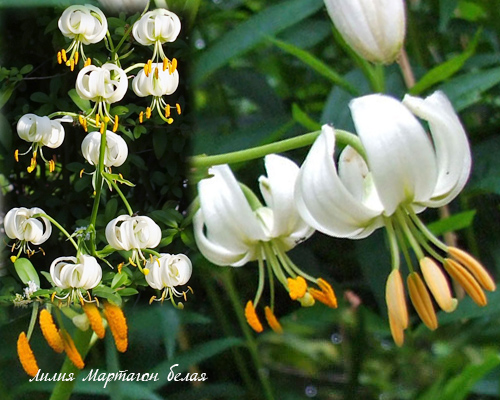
<box><xmin>60</xmin><ymin>330</ymin><xmax>85</xmax><ymax>369</ymax></box>
<box><xmin>244</xmin><ymin>300</ymin><xmax>263</xmax><ymax>333</ymax></box>
<box><xmin>83</xmin><ymin>303</ymin><xmax>105</xmax><ymax>339</ymax></box>
<box><xmin>447</xmin><ymin>247</ymin><xmax>496</xmax><ymax>291</ymax></box>
<box><xmin>264</xmin><ymin>306</ymin><xmax>283</xmax><ymax>334</ymax></box>
<box><xmin>407</xmin><ymin>272</ymin><xmax>438</xmax><ymax>330</ymax></box>
<box><xmin>39</xmin><ymin>309</ymin><xmax>64</xmax><ymax>353</ymax></box>
<box><xmin>103</xmin><ymin>302</ymin><xmax>128</xmax><ymax>352</ymax></box>
<box><xmin>444</xmin><ymin>258</ymin><xmax>487</xmax><ymax>306</ymax></box>
<box><xmin>420</xmin><ymin>257</ymin><xmax>457</xmax><ymax>312</ymax></box>
<box><xmin>17</xmin><ymin>332</ymin><xmax>39</xmax><ymax>377</ymax></box>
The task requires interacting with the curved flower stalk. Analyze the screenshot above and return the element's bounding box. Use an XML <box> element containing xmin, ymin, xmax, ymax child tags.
<box><xmin>132</xmin><ymin>62</ymin><xmax>181</xmax><ymax>123</ymax></box>
<box><xmin>145</xmin><ymin>253</ymin><xmax>193</xmax><ymax>308</ymax></box>
<box><xmin>5</xmin><ymin>207</ymin><xmax>52</xmax><ymax>256</ymax></box>
<box><xmin>194</xmin><ymin>154</ymin><xmax>337</xmax><ymax>333</ymax></box>
<box><xmin>16</xmin><ymin>113</ymin><xmax>72</xmax><ymax>173</ymax></box>
<box><xmin>75</xmin><ymin>63</ymin><xmax>127</xmax><ymax>133</ymax></box>
<box><xmin>323</xmin><ymin>0</ymin><xmax>406</xmax><ymax>64</ymax></box>
<box><xmin>105</xmin><ymin>215</ymin><xmax>162</xmax><ymax>272</ymax></box>
<box><xmin>57</xmin><ymin>4</ymin><xmax>108</xmax><ymax>70</ymax></box>
<box><xmin>295</xmin><ymin>91</ymin><xmax>495</xmax><ymax>346</ymax></box>
<box><xmin>132</xmin><ymin>8</ymin><xmax>181</xmax><ymax>63</ymax></box>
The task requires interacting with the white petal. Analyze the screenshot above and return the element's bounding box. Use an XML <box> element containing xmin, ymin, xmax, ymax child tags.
<box><xmin>350</xmin><ymin>94</ymin><xmax>438</xmax><ymax>215</ymax></box>
<box><xmin>295</xmin><ymin>125</ymin><xmax>383</xmax><ymax>238</ymax></box>
<box><xmin>403</xmin><ymin>91</ymin><xmax>471</xmax><ymax>207</ymax></box>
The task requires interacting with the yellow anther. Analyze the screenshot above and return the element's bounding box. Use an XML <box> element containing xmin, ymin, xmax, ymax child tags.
<box><xmin>448</xmin><ymin>247</ymin><xmax>496</xmax><ymax>292</ymax></box>
<box><xmin>78</xmin><ymin>115</ymin><xmax>84</xmax><ymax>125</ymax></box>
<box><xmin>444</xmin><ymin>258</ymin><xmax>487</xmax><ymax>306</ymax></box>
<box><xmin>61</xmin><ymin>49</ymin><xmax>67</xmax><ymax>62</ymax></box>
<box><xmin>166</xmin><ymin>118</ymin><xmax>173</xmax><ymax>124</ymax></box>
<box><xmin>244</xmin><ymin>300</ymin><xmax>263</xmax><ymax>333</ymax></box>
<box><xmin>176</xmin><ymin>103</ymin><xmax>181</xmax><ymax>115</ymax></box>
<box><xmin>100</xmin><ymin>122</ymin><xmax>105</xmax><ymax>134</ymax></box>
<box><xmin>287</xmin><ymin>276</ymin><xmax>307</xmax><ymax>300</ymax></box>
<box><xmin>57</xmin><ymin>51</ymin><xmax>62</xmax><ymax>64</ymax></box>
<box><xmin>118</xmin><ymin>173</ymin><xmax>123</xmax><ymax>179</ymax></box>
<box><xmin>39</xmin><ymin>309</ymin><xmax>64</xmax><ymax>353</ymax></box>
<box><xmin>163</xmin><ymin>58</ymin><xmax>168</xmax><ymax>71</ymax></box>
<box><xmin>49</xmin><ymin>160</ymin><xmax>55</xmax><ymax>173</ymax></box>
<box><xmin>264</xmin><ymin>306</ymin><xmax>283</xmax><ymax>334</ymax></box>
<box><xmin>143</xmin><ymin>268</ymin><xmax>150</xmax><ymax>276</ymax></box>
<box><xmin>139</xmin><ymin>111</ymin><xmax>144</xmax><ymax>123</ymax></box>
<box><xmin>10</xmin><ymin>256</ymin><xmax>17</xmax><ymax>263</ymax></box>
<box><xmin>74</xmin><ymin>51</ymin><xmax>79</xmax><ymax>65</ymax></box>
<box><xmin>60</xmin><ymin>330</ymin><xmax>85</xmax><ymax>369</ymax></box>
<box><xmin>17</xmin><ymin>332</ymin><xmax>39</xmax><ymax>377</ymax></box>
<box><xmin>83</xmin><ymin>303</ymin><xmax>105</xmax><ymax>339</ymax></box>
<box><xmin>143</xmin><ymin>63</ymin><xmax>149</xmax><ymax>77</ymax></box>
<box><xmin>79</xmin><ymin>169</ymin><xmax>85</xmax><ymax>178</ymax></box>
<box><xmin>95</xmin><ymin>114</ymin><xmax>100</xmax><ymax>126</ymax></box>
<box><xmin>14</xmin><ymin>149</ymin><xmax>19</xmax><ymax>162</ymax></box>
<box><xmin>129</xmin><ymin>257</ymin><xmax>136</xmax><ymax>267</ymax></box>
<box><xmin>156</xmin><ymin>258</ymin><xmax>161</xmax><ymax>268</ymax></box>
<box><xmin>165</xmin><ymin>106</ymin><xmax>171</xmax><ymax>118</ymax></box>
<box><xmin>386</xmin><ymin>269</ymin><xmax>408</xmax><ymax>346</ymax></box>
<box><xmin>51</xmin><ymin>292</ymin><xmax>57</xmax><ymax>302</ymax></box>
<box><xmin>70</xmin><ymin>59</ymin><xmax>75</xmax><ymax>72</ymax></box>
<box><xmin>103</xmin><ymin>302</ymin><xmax>128</xmax><ymax>353</ymax></box>
<box><xmin>85</xmin><ymin>58</ymin><xmax>92</xmax><ymax>67</ymax></box>
<box><xmin>104</xmin><ymin>116</ymin><xmax>110</xmax><ymax>124</ymax></box>
<box><xmin>149</xmin><ymin>295</ymin><xmax>156</xmax><ymax>305</ymax></box>
<box><xmin>407</xmin><ymin>272</ymin><xmax>438</xmax><ymax>330</ymax></box>
<box><xmin>154</xmin><ymin>67</ymin><xmax>159</xmax><ymax>79</ymax></box>
<box><xmin>113</xmin><ymin>115</ymin><xmax>119</xmax><ymax>132</ymax></box>
<box><xmin>146</xmin><ymin>107</ymin><xmax>152</xmax><ymax>119</ymax></box>
<box><xmin>420</xmin><ymin>257</ymin><xmax>457</xmax><ymax>313</ymax></box>
<box><xmin>169</xmin><ymin>58</ymin><xmax>177</xmax><ymax>74</ymax></box>
<box><xmin>117</xmin><ymin>262</ymin><xmax>123</xmax><ymax>274</ymax></box>
<box><xmin>82</xmin><ymin>118</ymin><xmax>88</xmax><ymax>132</ymax></box>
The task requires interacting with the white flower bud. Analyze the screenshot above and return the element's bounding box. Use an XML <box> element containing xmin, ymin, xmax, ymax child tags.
<box><xmin>81</xmin><ymin>130</ymin><xmax>128</xmax><ymax>167</ymax></box>
<box><xmin>132</xmin><ymin>63</ymin><xmax>179</xmax><ymax>97</ymax></box>
<box><xmin>76</xmin><ymin>63</ymin><xmax>128</xmax><ymax>104</ymax></box>
<box><xmin>132</xmin><ymin>9</ymin><xmax>181</xmax><ymax>46</ymax></box>
<box><xmin>105</xmin><ymin>215</ymin><xmax>162</xmax><ymax>251</ymax></box>
<box><xmin>324</xmin><ymin>0</ymin><xmax>406</xmax><ymax>64</ymax></box>
<box><xmin>4</xmin><ymin>207</ymin><xmax>52</xmax><ymax>245</ymax></box>
<box><xmin>58</xmin><ymin>5</ymin><xmax>108</xmax><ymax>45</ymax></box>
<box><xmin>50</xmin><ymin>255</ymin><xmax>102</xmax><ymax>290</ymax></box>
<box><xmin>145</xmin><ymin>253</ymin><xmax>192</xmax><ymax>290</ymax></box>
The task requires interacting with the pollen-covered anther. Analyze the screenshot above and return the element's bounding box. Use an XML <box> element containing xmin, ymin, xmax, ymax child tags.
<box><xmin>70</xmin><ymin>59</ymin><xmax>75</xmax><ymax>72</ymax></box>
<box><xmin>245</xmin><ymin>300</ymin><xmax>263</xmax><ymax>333</ymax></box>
<box><xmin>420</xmin><ymin>257</ymin><xmax>457</xmax><ymax>312</ymax></box>
<box><xmin>103</xmin><ymin>302</ymin><xmax>128</xmax><ymax>353</ymax></box>
<box><xmin>309</xmin><ymin>278</ymin><xmax>337</xmax><ymax>308</ymax></box>
<box><xmin>162</xmin><ymin>58</ymin><xmax>168</xmax><ymax>71</ymax></box>
<box><xmin>154</xmin><ymin>67</ymin><xmax>159</xmax><ymax>80</ymax></box>
<box><xmin>61</xmin><ymin>49</ymin><xmax>67</xmax><ymax>63</ymax></box>
<box><xmin>17</xmin><ymin>332</ymin><xmax>39</xmax><ymax>377</ymax></box>
<box><xmin>386</xmin><ymin>269</ymin><xmax>408</xmax><ymax>346</ymax></box>
<box><xmin>74</xmin><ymin>51</ymin><xmax>79</xmax><ymax>65</ymax></box>
<box><xmin>146</xmin><ymin>107</ymin><xmax>152</xmax><ymax>119</ymax></box>
<box><xmin>448</xmin><ymin>247</ymin><xmax>496</xmax><ymax>292</ymax></box>
<box><xmin>83</xmin><ymin>303</ymin><xmax>105</xmax><ymax>339</ymax></box>
<box><xmin>84</xmin><ymin>58</ymin><xmax>92</xmax><ymax>67</ymax></box>
<box><xmin>60</xmin><ymin>329</ymin><xmax>85</xmax><ymax>369</ymax></box>
<box><xmin>139</xmin><ymin>111</ymin><xmax>144</xmax><ymax>123</ymax></box>
<box><xmin>143</xmin><ymin>268</ymin><xmax>150</xmax><ymax>276</ymax></box>
<box><xmin>444</xmin><ymin>258</ymin><xmax>487</xmax><ymax>306</ymax></box>
<box><xmin>176</xmin><ymin>103</ymin><xmax>181</xmax><ymax>115</ymax></box>
<box><xmin>169</xmin><ymin>58</ymin><xmax>177</xmax><ymax>74</ymax></box>
<box><xmin>407</xmin><ymin>272</ymin><xmax>438</xmax><ymax>330</ymax></box>
<box><xmin>79</xmin><ymin>169</ymin><xmax>85</xmax><ymax>178</ymax></box>
<box><xmin>165</xmin><ymin>106</ymin><xmax>171</xmax><ymax>118</ymax></box>
<box><xmin>113</xmin><ymin>115</ymin><xmax>119</xmax><ymax>132</ymax></box>
<box><xmin>57</xmin><ymin>51</ymin><xmax>62</xmax><ymax>64</ymax></box>
<box><xmin>49</xmin><ymin>160</ymin><xmax>55</xmax><ymax>173</ymax></box>
<box><xmin>264</xmin><ymin>306</ymin><xmax>283</xmax><ymax>334</ymax></box>
<box><xmin>287</xmin><ymin>276</ymin><xmax>307</xmax><ymax>300</ymax></box>
<box><xmin>14</xmin><ymin>149</ymin><xmax>19</xmax><ymax>162</ymax></box>
<box><xmin>39</xmin><ymin>309</ymin><xmax>64</xmax><ymax>353</ymax></box>
<box><xmin>117</xmin><ymin>262</ymin><xmax>124</xmax><ymax>274</ymax></box>
<box><xmin>95</xmin><ymin>114</ymin><xmax>100</xmax><ymax>126</ymax></box>
<box><xmin>99</xmin><ymin>122</ymin><xmax>105</xmax><ymax>134</ymax></box>
<box><xmin>149</xmin><ymin>295</ymin><xmax>156</xmax><ymax>304</ymax></box>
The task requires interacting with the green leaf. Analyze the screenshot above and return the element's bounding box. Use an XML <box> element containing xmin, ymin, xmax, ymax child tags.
<box><xmin>427</xmin><ymin>210</ymin><xmax>476</xmax><ymax>236</ymax></box>
<box><xmin>410</xmin><ymin>30</ymin><xmax>480</xmax><ymax>95</ymax></box>
<box><xmin>0</xmin><ymin>85</ymin><xmax>15</xmax><ymax>109</ymax></box>
<box><xmin>192</xmin><ymin>0</ymin><xmax>324</xmax><ymax>84</ymax></box>
<box><xmin>104</xmin><ymin>198</ymin><xmax>118</xmax><ymax>222</ymax></box>
<box><xmin>111</xmin><ymin>272</ymin><xmax>128</xmax><ymax>290</ymax></box>
<box><xmin>116</xmin><ymin>288</ymin><xmax>138</xmax><ymax>296</ymax></box>
<box><xmin>14</xmin><ymin>258</ymin><xmax>40</xmax><ymax>286</ymax></box>
<box><xmin>269</xmin><ymin>37</ymin><xmax>359</xmax><ymax>95</ymax></box>
<box><xmin>68</xmin><ymin>88</ymin><xmax>91</xmax><ymax>112</ymax></box>
<box><xmin>20</xmin><ymin>64</ymin><xmax>33</xmax><ymax>75</ymax></box>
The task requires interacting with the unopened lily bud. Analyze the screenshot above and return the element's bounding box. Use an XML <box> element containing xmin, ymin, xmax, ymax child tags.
<box><xmin>324</xmin><ymin>0</ymin><xmax>406</xmax><ymax>64</ymax></box>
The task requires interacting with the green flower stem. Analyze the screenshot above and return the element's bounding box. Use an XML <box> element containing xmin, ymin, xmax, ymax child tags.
<box><xmin>107</xmin><ymin>178</ymin><xmax>133</xmax><ymax>216</ymax></box>
<box><xmin>47</xmin><ymin>111</ymin><xmax>80</xmax><ymax>120</ymax></box>
<box><xmin>49</xmin><ymin>328</ymin><xmax>94</xmax><ymax>400</ymax></box>
<box><xmin>189</xmin><ymin>129</ymin><xmax>364</xmax><ymax>169</ymax></box>
<box><xmin>220</xmin><ymin>270</ymin><xmax>275</xmax><ymax>400</ymax></box>
<box><xmin>33</xmin><ymin>213</ymin><xmax>78</xmax><ymax>251</ymax></box>
<box><xmin>123</xmin><ymin>63</ymin><xmax>146</xmax><ymax>74</ymax></box>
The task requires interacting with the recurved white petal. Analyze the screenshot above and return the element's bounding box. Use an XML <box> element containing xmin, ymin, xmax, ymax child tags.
<box><xmin>350</xmin><ymin>94</ymin><xmax>438</xmax><ymax>216</ymax></box>
<box><xmin>295</xmin><ymin>125</ymin><xmax>383</xmax><ymax>239</ymax></box>
<box><xmin>403</xmin><ymin>91</ymin><xmax>471</xmax><ymax>208</ymax></box>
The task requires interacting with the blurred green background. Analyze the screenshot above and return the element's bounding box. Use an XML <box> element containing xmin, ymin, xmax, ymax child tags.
<box><xmin>2</xmin><ymin>0</ymin><xmax>500</xmax><ymax>399</ymax></box>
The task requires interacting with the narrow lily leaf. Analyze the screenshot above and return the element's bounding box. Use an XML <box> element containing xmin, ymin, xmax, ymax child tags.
<box><xmin>427</xmin><ymin>210</ymin><xmax>476</xmax><ymax>236</ymax></box>
<box><xmin>14</xmin><ymin>258</ymin><xmax>40</xmax><ymax>287</ymax></box>
<box><xmin>269</xmin><ymin>37</ymin><xmax>359</xmax><ymax>95</ymax></box>
<box><xmin>410</xmin><ymin>30</ymin><xmax>480</xmax><ymax>95</ymax></box>
<box><xmin>292</xmin><ymin>103</ymin><xmax>321</xmax><ymax>131</ymax></box>
<box><xmin>192</xmin><ymin>0</ymin><xmax>323</xmax><ymax>84</ymax></box>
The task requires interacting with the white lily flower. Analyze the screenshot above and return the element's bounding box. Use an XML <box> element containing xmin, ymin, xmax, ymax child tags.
<box><xmin>132</xmin><ymin>62</ymin><xmax>180</xmax><ymax>123</ymax></box>
<box><xmin>76</xmin><ymin>63</ymin><xmax>128</xmax><ymax>104</ymax></box>
<box><xmin>296</xmin><ymin>91</ymin><xmax>495</xmax><ymax>345</ymax></box>
<box><xmin>324</xmin><ymin>0</ymin><xmax>406</xmax><ymax>64</ymax></box>
<box><xmin>16</xmin><ymin>114</ymin><xmax>72</xmax><ymax>173</ymax></box>
<box><xmin>81</xmin><ymin>130</ymin><xmax>128</xmax><ymax>167</ymax></box>
<box><xmin>194</xmin><ymin>155</ymin><xmax>336</xmax><ymax>333</ymax></box>
<box><xmin>132</xmin><ymin>8</ymin><xmax>181</xmax><ymax>48</ymax></box>
<box><xmin>5</xmin><ymin>207</ymin><xmax>52</xmax><ymax>254</ymax></box>
<box><xmin>145</xmin><ymin>253</ymin><xmax>192</xmax><ymax>307</ymax></box>
<box><xmin>57</xmin><ymin>5</ymin><xmax>108</xmax><ymax>68</ymax></box>
<box><xmin>50</xmin><ymin>255</ymin><xmax>102</xmax><ymax>303</ymax></box>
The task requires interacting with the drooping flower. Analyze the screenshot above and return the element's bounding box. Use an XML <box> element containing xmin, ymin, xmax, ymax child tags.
<box><xmin>295</xmin><ymin>91</ymin><xmax>495</xmax><ymax>345</ymax></box>
<box><xmin>145</xmin><ymin>253</ymin><xmax>192</xmax><ymax>307</ymax></box>
<box><xmin>194</xmin><ymin>154</ymin><xmax>337</xmax><ymax>333</ymax></box>
<box><xmin>323</xmin><ymin>0</ymin><xmax>406</xmax><ymax>64</ymax></box>
<box><xmin>16</xmin><ymin>114</ymin><xmax>72</xmax><ymax>173</ymax></box>
<box><xmin>75</xmin><ymin>63</ymin><xmax>127</xmax><ymax>132</ymax></box>
<box><xmin>132</xmin><ymin>62</ymin><xmax>181</xmax><ymax>123</ymax></box>
<box><xmin>105</xmin><ymin>215</ymin><xmax>162</xmax><ymax>272</ymax></box>
<box><xmin>5</xmin><ymin>207</ymin><xmax>52</xmax><ymax>255</ymax></box>
<box><xmin>57</xmin><ymin>4</ymin><xmax>108</xmax><ymax>69</ymax></box>
<box><xmin>50</xmin><ymin>254</ymin><xmax>103</xmax><ymax>304</ymax></box>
